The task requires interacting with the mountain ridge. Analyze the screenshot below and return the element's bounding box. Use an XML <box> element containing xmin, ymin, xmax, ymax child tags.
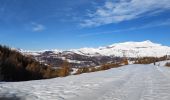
<box><xmin>21</xmin><ymin>40</ymin><xmax>170</xmax><ymax>58</ymax></box>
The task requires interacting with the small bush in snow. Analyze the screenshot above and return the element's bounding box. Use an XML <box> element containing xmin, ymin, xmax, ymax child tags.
<box><xmin>165</xmin><ymin>62</ymin><xmax>170</xmax><ymax>67</ymax></box>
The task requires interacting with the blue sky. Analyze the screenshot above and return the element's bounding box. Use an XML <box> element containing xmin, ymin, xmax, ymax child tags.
<box><xmin>0</xmin><ymin>0</ymin><xmax>170</xmax><ymax>50</ymax></box>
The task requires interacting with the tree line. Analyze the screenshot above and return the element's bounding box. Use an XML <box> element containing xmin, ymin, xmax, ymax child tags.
<box><xmin>0</xmin><ymin>45</ymin><xmax>70</xmax><ymax>81</ymax></box>
<box><xmin>134</xmin><ymin>56</ymin><xmax>168</xmax><ymax>64</ymax></box>
<box><xmin>74</xmin><ymin>59</ymin><xmax>128</xmax><ymax>75</ymax></box>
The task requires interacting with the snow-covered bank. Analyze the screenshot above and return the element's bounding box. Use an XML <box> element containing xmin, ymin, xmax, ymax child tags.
<box><xmin>155</xmin><ymin>60</ymin><xmax>170</xmax><ymax>66</ymax></box>
<box><xmin>1</xmin><ymin>64</ymin><xmax>170</xmax><ymax>100</ymax></box>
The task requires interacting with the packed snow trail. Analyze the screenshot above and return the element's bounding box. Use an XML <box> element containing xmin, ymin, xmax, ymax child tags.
<box><xmin>1</xmin><ymin>64</ymin><xmax>170</xmax><ymax>100</ymax></box>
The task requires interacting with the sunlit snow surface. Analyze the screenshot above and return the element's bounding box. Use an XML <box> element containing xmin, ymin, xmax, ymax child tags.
<box><xmin>71</xmin><ymin>40</ymin><xmax>170</xmax><ymax>57</ymax></box>
<box><xmin>1</xmin><ymin>61</ymin><xmax>170</xmax><ymax>100</ymax></box>
<box><xmin>22</xmin><ymin>41</ymin><xmax>170</xmax><ymax>57</ymax></box>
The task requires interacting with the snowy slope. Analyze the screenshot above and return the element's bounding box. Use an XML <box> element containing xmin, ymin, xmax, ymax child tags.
<box><xmin>1</xmin><ymin>64</ymin><xmax>170</xmax><ymax>100</ymax></box>
<box><xmin>21</xmin><ymin>40</ymin><xmax>170</xmax><ymax>57</ymax></box>
<box><xmin>19</xmin><ymin>49</ymin><xmax>62</xmax><ymax>56</ymax></box>
<box><xmin>71</xmin><ymin>40</ymin><xmax>170</xmax><ymax>57</ymax></box>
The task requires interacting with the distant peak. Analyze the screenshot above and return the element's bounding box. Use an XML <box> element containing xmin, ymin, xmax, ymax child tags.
<box><xmin>139</xmin><ymin>40</ymin><xmax>161</xmax><ymax>46</ymax></box>
<box><xmin>144</xmin><ymin>40</ymin><xmax>152</xmax><ymax>42</ymax></box>
<box><xmin>142</xmin><ymin>40</ymin><xmax>153</xmax><ymax>43</ymax></box>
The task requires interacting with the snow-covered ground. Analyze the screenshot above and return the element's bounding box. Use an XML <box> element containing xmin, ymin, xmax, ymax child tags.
<box><xmin>154</xmin><ymin>60</ymin><xmax>170</xmax><ymax>66</ymax></box>
<box><xmin>1</xmin><ymin>63</ymin><xmax>170</xmax><ymax>100</ymax></box>
<box><xmin>71</xmin><ymin>40</ymin><xmax>170</xmax><ymax>57</ymax></box>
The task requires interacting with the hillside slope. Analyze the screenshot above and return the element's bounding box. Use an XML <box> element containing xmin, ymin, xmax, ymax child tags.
<box><xmin>0</xmin><ymin>45</ymin><xmax>61</xmax><ymax>81</ymax></box>
<box><xmin>71</xmin><ymin>40</ymin><xmax>170</xmax><ymax>57</ymax></box>
<box><xmin>1</xmin><ymin>63</ymin><xmax>170</xmax><ymax>100</ymax></box>
<box><xmin>20</xmin><ymin>40</ymin><xmax>170</xmax><ymax>68</ymax></box>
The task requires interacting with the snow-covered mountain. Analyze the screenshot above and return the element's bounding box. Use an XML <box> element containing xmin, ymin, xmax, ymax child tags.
<box><xmin>71</xmin><ymin>40</ymin><xmax>170</xmax><ymax>57</ymax></box>
<box><xmin>22</xmin><ymin>40</ymin><xmax>170</xmax><ymax>58</ymax></box>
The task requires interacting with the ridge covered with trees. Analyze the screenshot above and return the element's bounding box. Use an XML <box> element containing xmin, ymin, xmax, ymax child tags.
<box><xmin>74</xmin><ymin>59</ymin><xmax>128</xmax><ymax>75</ymax></box>
<box><xmin>133</xmin><ymin>56</ymin><xmax>169</xmax><ymax>64</ymax></box>
<box><xmin>0</xmin><ymin>45</ymin><xmax>70</xmax><ymax>81</ymax></box>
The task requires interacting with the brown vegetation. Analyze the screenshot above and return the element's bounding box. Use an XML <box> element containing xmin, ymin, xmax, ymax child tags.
<box><xmin>74</xmin><ymin>62</ymin><xmax>123</xmax><ymax>75</ymax></box>
<box><xmin>0</xmin><ymin>45</ymin><xmax>70</xmax><ymax>81</ymax></box>
<box><xmin>123</xmin><ymin>59</ymin><xmax>129</xmax><ymax>65</ymax></box>
<box><xmin>165</xmin><ymin>62</ymin><xmax>170</xmax><ymax>67</ymax></box>
<box><xmin>58</xmin><ymin>60</ymin><xmax>70</xmax><ymax>77</ymax></box>
<box><xmin>134</xmin><ymin>56</ymin><xmax>168</xmax><ymax>64</ymax></box>
<box><xmin>2</xmin><ymin>44</ymin><xmax>168</xmax><ymax>81</ymax></box>
<box><xmin>0</xmin><ymin>45</ymin><xmax>129</xmax><ymax>81</ymax></box>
